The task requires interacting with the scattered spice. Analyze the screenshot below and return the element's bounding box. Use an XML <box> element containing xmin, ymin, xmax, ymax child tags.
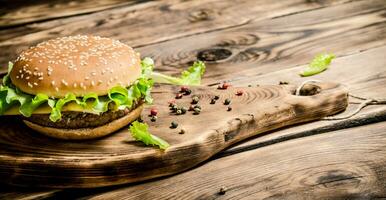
<box><xmin>192</xmin><ymin>96</ymin><xmax>199</xmax><ymax>104</ymax></box>
<box><xmin>214</xmin><ymin>95</ymin><xmax>220</xmax><ymax>100</ymax></box>
<box><xmin>236</xmin><ymin>90</ymin><xmax>244</xmax><ymax>96</ymax></box>
<box><xmin>176</xmin><ymin>109</ymin><xmax>182</xmax><ymax>115</ymax></box>
<box><xmin>150</xmin><ymin>108</ymin><xmax>158</xmax><ymax>116</ymax></box>
<box><xmin>217</xmin><ymin>82</ymin><xmax>231</xmax><ymax>90</ymax></box>
<box><xmin>150</xmin><ymin>116</ymin><xmax>157</xmax><ymax>122</ymax></box>
<box><xmin>175</xmin><ymin>93</ymin><xmax>183</xmax><ymax>99</ymax></box>
<box><xmin>248</xmin><ymin>85</ymin><xmax>252</xmax><ymax>87</ymax></box>
<box><xmin>170</xmin><ymin>121</ymin><xmax>178</xmax><ymax>129</ymax></box>
<box><xmin>171</xmin><ymin>104</ymin><xmax>178</xmax><ymax>112</ymax></box>
<box><xmin>219</xmin><ymin>186</ymin><xmax>227</xmax><ymax>195</ymax></box>
<box><xmin>194</xmin><ymin>105</ymin><xmax>201</xmax><ymax>109</ymax></box>
<box><xmin>181</xmin><ymin>107</ymin><xmax>187</xmax><ymax>114</ymax></box>
<box><xmin>210</xmin><ymin>98</ymin><xmax>216</xmax><ymax>104</ymax></box>
<box><xmin>227</xmin><ymin>106</ymin><xmax>232</xmax><ymax>111</ymax></box>
<box><xmin>224</xmin><ymin>98</ymin><xmax>231</xmax><ymax>105</ymax></box>
<box><xmin>189</xmin><ymin>105</ymin><xmax>195</xmax><ymax>111</ymax></box>
<box><xmin>180</xmin><ymin>86</ymin><xmax>189</xmax><ymax>93</ymax></box>
<box><xmin>137</xmin><ymin>116</ymin><xmax>144</xmax><ymax>123</ymax></box>
<box><xmin>193</xmin><ymin>108</ymin><xmax>201</xmax><ymax>115</ymax></box>
<box><xmin>168</xmin><ymin>100</ymin><xmax>176</xmax><ymax>107</ymax></box>
<box><xmin>185</xmin><ymin>89</ymin><xmax>192</xmax><ymax>95</ymax></box>
<box><xmin>279</xmin><ymin>81</ymin><xmax>289</xmax><ymax>85</ymax></box>
<box><xmin>179</xmin><ymin>129</ymin><xmax>185</xmax><ymax>134</ymax></box>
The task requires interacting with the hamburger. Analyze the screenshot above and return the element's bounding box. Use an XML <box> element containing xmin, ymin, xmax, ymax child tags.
<box><xmin>0</xmin><ymin>35</ymin><xmax>153</xmax><ymax>140</ymax></box>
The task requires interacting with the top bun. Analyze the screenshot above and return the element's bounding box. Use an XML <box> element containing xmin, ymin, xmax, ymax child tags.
<box><xmin>9</xmin><ymin>35</ymin><xmax>142</xmax><ymax>98</ymax></box>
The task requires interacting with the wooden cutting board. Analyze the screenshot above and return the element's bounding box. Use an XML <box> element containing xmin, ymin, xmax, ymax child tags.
<box><xmin>0</xmin><ymin>82</ymin><xmax>348</xmax><ymax>188</ymax></box>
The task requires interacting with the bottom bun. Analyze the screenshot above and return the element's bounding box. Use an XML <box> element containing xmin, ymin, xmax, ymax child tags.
<box><xmin>23</xmin><ymin>104</ymin><xmax>143</xmax><ymax>140</ymax></box>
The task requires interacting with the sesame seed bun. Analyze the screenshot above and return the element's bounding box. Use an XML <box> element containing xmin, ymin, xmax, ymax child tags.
<box><xmin>10</xmin><ymin>35</ymin><xmax>141</xmax><ymax>98</ymax></box>
<box><xmin>23</xmin><ymin>104</ymin><xmax>143</xmax><ymax>140</ymax></box>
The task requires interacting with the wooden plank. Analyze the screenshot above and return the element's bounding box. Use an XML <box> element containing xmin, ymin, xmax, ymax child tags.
<box><xmin>0</xmin><ymin>0</ymin><xmax>147</xmax><ymax>28</ymax></box>
<box><xmin>64</xmin><ymin>121</ymin><xmax>386</xmax><ymax>199</ymax></box>
<box><xmin>223</xmin><ymin>45</ymin><xmax>386</xmax><ymax>152</ymax></box>
<box><xmin>136</xmin><ymin>0</ymin><xmax>386</xmax><ymax>84</ymax></box>
<box><xmin>0</xmin><ymin>0</ymin><xmax>351</xmax><ymax>73</ymax></box>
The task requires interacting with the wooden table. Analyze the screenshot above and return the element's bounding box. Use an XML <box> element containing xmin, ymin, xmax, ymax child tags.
<box><xmin>1</xmin><ymin>0</ymin><xmax>386</xmax><ymax>199</ymax></box>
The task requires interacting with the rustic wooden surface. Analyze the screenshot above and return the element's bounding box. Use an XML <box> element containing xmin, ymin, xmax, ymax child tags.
<box><xmin>0</xmin><ymin>0</ymin><xmax>385</xmax><ymax>199</ymax></box>
<box><xmin>0</xmin><ymin>83</ymin><xmax>348</xmax><ymax>188</ymax></box>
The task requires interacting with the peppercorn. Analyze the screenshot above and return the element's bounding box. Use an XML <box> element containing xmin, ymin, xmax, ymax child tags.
<box><xmin>194</xmin><ymin>105</ymin><xmax>201</xmax><ymax>109</ymax></box>
<box><xmin>189</xmin><ymin>105</ymin><xmax>195</xmax><ymax>111</ymax></box>
<box><xmin>170</xmin><ymin>121</ymin><xmax>178</xmax><ymax>129</ymax></box>
<box><xmin>210</xmin><ymin>98</ymin><xmax>216</xmax><ymax>104</ymax></box>
<box><xmin>214</xmin><ymin>95</ymin><xmax>220</xmax><ymax>100</ymax></box>
<box><xmin>179</xmin><ymin>129</ymin><xmax>185</xmax><ymax>134</ymax></box>
<box><xmin>279</xmin><ymin>81</ymin><xmax>289</xmax><ymax>85</ymax></box>
<box><xmin>168</xmin><ymin>100</ymin><xmax>176</xmax><ymax>107</ymax></box>
<box><xmin>184</xmin><ymin>89</ymin><xmax>192</xmax><ymax>95</ymax></box>
<box><xmin>150</xmin><ymin>115</ymin><xmax>157</xmax><ymax>122</ymax></box>
<box><xmin>219</xmin><ymin>186</ymin><xmax>227</xmax><ymax>195</ymax></box>
<box><xmin>224</xmin><ymin>98</ymin><xmax>231</xmax><ymax>105</ymax></box>
<box><xmin>217</xmin><ymin>83</ymin><xmax>231</xmax><ymax>90</ymax></box>
<box><xmin>171</xmin><ymin>104</ymin><xmax>178</xmax><ymax>112</ymax></box>
<box><xmin>150</xmin><ymin>108</ymin><xmax>158</xmax><ymax>116</ymax></box>
<box><xmin>175</xmin><ymin>93</ymin><xmax>183</xmax><ymax>99</ymax></box>
<box><xmin>176</xmin><ymin>109</ymin><xmax>182</xmax><ymax>115</ymax></box>
<box><xmin>236</xmin><ymin>90</ymin><xmax>243</xmax><ymax>96</ymax></box>
<box><xmin>137</xmin><ymin>116</ymin><xmax>143</xmax><ymax>123</ymax></box>
<box><xmin>227</xmin><ymin>106</ymin><xmax>232</xmax><ymax>111</ymax></box>
<box><xmin>181</xmin><ymin>107</ymin><xmax>187</xmax><ymax>114</ymax></box>
<box><xmin>192</xmin><ymin>96</ymin><xmax>199</xmax><ymax>104</ymax></box>
<box><xmin>180</xmin><ymin>86</ymin><xmax>188</xmax><ymax>93</ymax></box>
<box><xmin>193</xmin><ymin>108</ymin><xmax>201</xmax><ymax>115</ymax></box>
<box><xmin>248</xmin><ymin>85</ymin><xmax>252</xmax><ymax>87</ymax></box>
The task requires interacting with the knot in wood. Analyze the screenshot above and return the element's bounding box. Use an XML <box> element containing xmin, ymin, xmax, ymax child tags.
<box><xmin>188</xmin><ymin>9</ymin><xmax>214</xmax><ymax>22</ymax></box>
<box><xmin>197</xmin><ymin>48</ymin><xmax>232</xmax><ymax>62</ymax></box>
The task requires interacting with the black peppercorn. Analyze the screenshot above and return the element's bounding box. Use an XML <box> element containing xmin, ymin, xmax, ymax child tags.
<box><xmin>150</xmin><ymin>116</ymin><xmax>157</xmax><ymax>122</ymax></box>
<box><xmin>214</xmin><ymin>95</ymin><xmax>220</xmax><ymax>100</ymax></box>
<box><xmin>184</xmin><ymin>89</ymin><xmax>192</xmax><ymax>95</ymax></box>
<box><xmin>179</xmin><ymin>129</ymin><xmax>185</xmax><ymax>134</ymax></box>
<box><xmin>176</xmin><ymin>109</ymin><xmax>182</xmax><ymax>115</ymax></box>
<box><xmin>170</xmin><ymin>121</ymin><xmax>178</xmax><ymax>129</ymax></box>
<box><xmin>192</xmin><ymin>96</ymin><xmax>199</xmax><ymax>104</ymax></box>
<box><xmin>224</xmin><ymin>98</ymin><xmax>231</xmax><ymax>105</ymax></box>
<box><xmin>194</xmin><ymin>105</ymin><xmax>201</xmax><ymax>109</ymax></box>
<box><xmin>227</xmin><ymin>106</ymin><xmax>232</xmax><ymax>111</ymax></box>
<box><xmin>193</xmin><ymin>108</ymin><xmax>201</xmax><ymax>115</ymax></box>
<box><xmin>210</xmin><ymin>98</ymin><xmax>216</xmax><ymax>104</ymax></box>
<box><xmin>219</xmin><ymin>186</ymin><xmax>227</xmax><ymax>195</ymax></box>
<box><xmin>175</xmin><ymin>93</ymin><xmax>183</xmax><ymax>99</ymax></box>
<box><xmin>181</xmin><ymin>107</ymin><xmax>187</xmax><ymax>114</ymax></box>
<box><xmin>279</xmin><ymin>81</ymin><xmax>289</xmax><ymax>85</ymax></box>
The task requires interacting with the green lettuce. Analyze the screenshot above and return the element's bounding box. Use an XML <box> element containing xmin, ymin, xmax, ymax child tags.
<box><xmin>129</xmin><ymin>121</ymin><xmax>170</xmax><ymax>150</ymax></box>
<box><xmin>0</xmin><ymin>77</ymin><xmax>153</xmax><ymax>122</ymax></box>
<box><xmin>143</xmin><ymin>57</ymin><xmax>206</xmax><ymax>85</ymax></box>
<box><xmin>300</xmin><ymin>53</ymin><xmax>335</xmax><ymax>77</ymax></box>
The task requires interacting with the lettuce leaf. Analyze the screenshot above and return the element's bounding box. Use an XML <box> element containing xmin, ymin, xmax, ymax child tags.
<box><xmin>0</xmin><ymin>77</ymin><xmax>153</xmax><ymax>122</ymax></box>
<box><xmin>143</xmin><ymin>57</ymin><xmax>206</xmax><ymax>85</ymax></box>
<box><xmin>300</xmin><ymin>53</ymin><xmax>335</xmax><ymax>77</ymax></box>
<box><xmin>129</xmin><ymin>121</ymin><xmax>170</xmax><ymax>150</ymax></box>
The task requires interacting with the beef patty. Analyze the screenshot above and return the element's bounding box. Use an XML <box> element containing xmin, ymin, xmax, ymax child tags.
<box><xmin>24</xmin><ymin>103</ymin><xmax>141</xmax><ymax>129</ymax></box>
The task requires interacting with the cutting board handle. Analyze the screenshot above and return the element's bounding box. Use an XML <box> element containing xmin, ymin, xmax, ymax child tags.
<box><xmin>222</xmin><ymin>82</ymin><xmax>349</xmax><ymax>145</ymax></box>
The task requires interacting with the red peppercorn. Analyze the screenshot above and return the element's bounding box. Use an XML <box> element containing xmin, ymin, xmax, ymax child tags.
<box><xmin>236</xmin><ymin>90</ymin><xmax>244</xmax><ymax>96</ymax></box>
<box><xmin>180</xmin><ymin>86</ymin><xmax>189</xmax><ymax>92</ymax></box>
<box><xmin>150</xmin><ymin>108</ymin><xmax>158</xmax><ymax>116</ymax></box>
<box><xmin>189</xmin><ymin>105</ymin><xmax>195</xmax><ymax>111</ymax></box>
<box><xmin>222</xmin><ymin>83</ymin><xmax>231</xmax><ymax>89</ymax></box>
<box><xmin>175</xmin><ymin>93</ymin><xmax>183</xmax><ymax>99</ymax></box>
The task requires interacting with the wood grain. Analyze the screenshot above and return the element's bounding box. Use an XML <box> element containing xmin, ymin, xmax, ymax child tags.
<box><xmin>136</xmin><ymin>0</ymin><xmax>386</xmax><ymax>84</ymax></box>
<box><xmin>0</xmin><ymin>0</ymin><xmax>148</xmax><ymax>28</ymax></box>
<box><xmin>0</xmin><ymin>0</ymin><xmax>351</xmax><ymax>74</ymax></box>
<box><xmin>0</xmin><ymin>82</ymin><xmax>347</xmax><ymax>188</ymax></box>
<box><xmin>223</xmin><ymin>45</ymin><xmax>386</xmax><ymax>153</ymax></box>
<box><xmin>79</xmin><ymin>121</ymin><xmax>386</xmax><ymax>200</ymax></box>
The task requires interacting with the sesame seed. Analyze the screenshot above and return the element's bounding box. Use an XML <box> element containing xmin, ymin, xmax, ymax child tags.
<box><xmin>38</xmin><ymin>77</ymin><xmax>43</xmax><ymax>80</ymax></box>
<box><xmin>61</xmin><ymin>80</ymin><xmax>68</xmax><ymax>86</ymax></box>
<box><xmin>51</xmin><ymin>81</ymin><xmax>55</xmax><ymax>86</ymax></box>
<box><xmin>91</xmin><ymin>81</ymin><xmax>95</xmax><ymax>86</ymax></box>
<box><xmin>33</xmin><ymin>82</ymin><xmax>38</xmax><ymax>86</ymax></box>
<box><xmin>28</xmin><ymin>82</ymin><xmax>33</xmax><ymax>88</ymax></box>
<box><xmin>26</xmin><ymin>76</ymin><xmax>30</xmax><ymax>80</ymax></box>
<box><xmin>55</xmin><ymin>87</ymin><xmax>59</xmax><ymax>92</ymax></box>
<box><xmin>91</xmin><ymin>72</ymin><xmax>97</xmax><ymax>76</ymax></box>
<box><xmin>73</xmin><ymin>83</ymin><xmax>77</xmax><ymax>88</ymax></box>
<box><xmin>98</xmin><ymin>80</ymin><xmax>103</xmax><ymax>85</ymax></box>
<box><xmin>85</xmin><ymin>76</ymin><xmax>90</xmax><ymax>80</ymax></box>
